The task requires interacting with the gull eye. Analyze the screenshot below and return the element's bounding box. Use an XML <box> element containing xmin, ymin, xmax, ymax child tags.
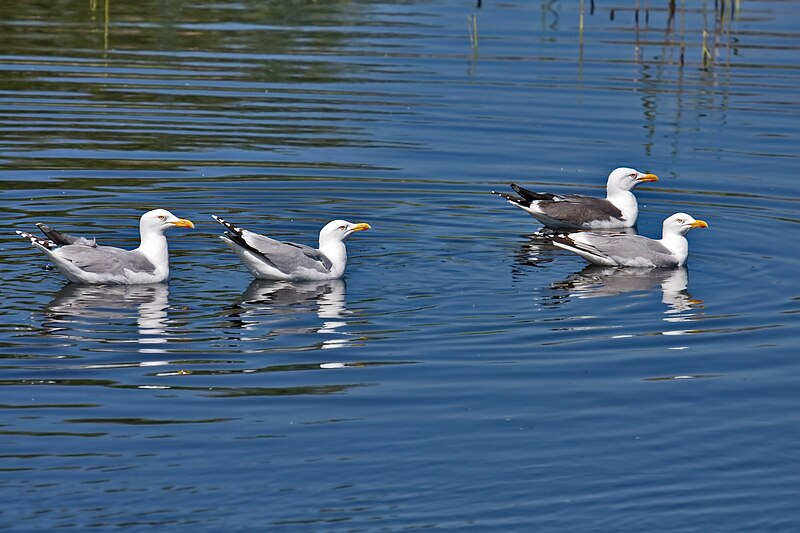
<box><xmin>630</xmin><ymin>173</ymin><xmax>637</xmax><ymax>178</ymax></box>
<box><xmin>158</xmin><ymin>215</ymin><xmax>166</xmax><ymax>221</ymax></box>
<box><xmin>676</xmin><ymin>218</ymin><xmax>684</xmax><ymax>224</ymax></box>
<box><xmin>339</xmin><ymin>225</ymin><xmax>347</xmax><ymax>231</ymax></box>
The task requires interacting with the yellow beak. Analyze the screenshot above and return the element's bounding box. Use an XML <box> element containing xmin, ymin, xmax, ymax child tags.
<box><xmin>172</xmin><ymin>218</ymin><xmax>195</xmax><ymax>229</ymax></box>
<box><xmin>691</xmin><ymin>220</ymin><xmax>708</xmax><ymax>228</ymax></box>
<box><xmin>637</xmin><ymin>173</ymin><xmax>659</xmax><ymax>183</ymax></box>
<box><xmin>351</xmin><ymin>223</ymin><xmax>371</xmax><ymax>232</ymax></box>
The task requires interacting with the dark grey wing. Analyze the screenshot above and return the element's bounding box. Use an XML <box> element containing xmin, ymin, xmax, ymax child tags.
<box><xmin>36</xmin><ymin>223</ymin><xmax>96</xmax><ymax>246</ymax></box>
<box><xmin>238</xmin><ymin>231</ymin><xmax>332</xmax><ymax>275</ymax></box>
<box><xmin>54</xmin><ymin>245</ymin><xmax>156</xmax><ymax>275</ymax></box>
<box><xmin>538</xmin><ymin>195</ymin><xmax>624</xmax><ymax>225</ymax></box>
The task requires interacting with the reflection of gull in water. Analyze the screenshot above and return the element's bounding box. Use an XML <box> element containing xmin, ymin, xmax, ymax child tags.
<box><xmin>231</xmin><ymin>279</ymin><xmax>350</xmax><ymax>349</ymax></box>
<box><xmin>548</xmin><ymin>265</ymin><xmax>702</xmax><ymax>314</ymax></box>
<box><xmin>45</xmin><ymin>283</ymin><xmax>170</xmax><ymax>350</ymax></box>
<box><xmin>240</xmin><ymin>279</ymin><xmax>346</xmax><ymax>318</ymax></box>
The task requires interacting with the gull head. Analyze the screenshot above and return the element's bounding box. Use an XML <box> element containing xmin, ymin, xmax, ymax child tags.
<box><xmin>140</xmin><ymin>209</ymin><xmax>195</xmax><ymax>235</ymax></box>
<box><xmin>319</xmin><ymin>220</ymin><xmax>371</xmax><ymax>244</ymax></box>
<box><xmin>663</xmin><ymin>212</ymin><xmax>708</xmax><ymax>237</ymax></box>
<box><xmin>607</xmin><ymin>167</ymin><xmax>659</xmax><ymax>192</ymax></box>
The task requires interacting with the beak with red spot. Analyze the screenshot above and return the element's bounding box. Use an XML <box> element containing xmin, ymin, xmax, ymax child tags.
<box><xmin>350</xmin><ymin>223</ymin><xmax>371</xmax><ymax>232</ymax></box>
<box><xmin>637</xmin><ymin>173</ymin><xmax>659</xmax><ymax>183</ymax></box>
<box><xmin>172</xmin><ymin>218</ymin><xmax>195</xmax><ymax>229</ymax></box>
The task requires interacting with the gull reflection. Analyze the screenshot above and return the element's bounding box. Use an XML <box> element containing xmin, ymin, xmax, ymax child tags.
<box><xmin>44</xmin><ymin>283</ymin><xmax>170</xmax><ymax>351</ymax></box>
<box><xmin>548</xmin><ymin>264</ymin><xmax>703</xmax><ymax>315</ymax></box>
<box><xmin>229</xmin><ymin>279</ymin><xmax>351</xmax><ymax>349</ymax></box>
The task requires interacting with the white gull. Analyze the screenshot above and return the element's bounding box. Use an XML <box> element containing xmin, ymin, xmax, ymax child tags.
<box><xmin>548</xmin><ymin>213</ymin><xmax>708</xmax><ymax>267</ymax></box>
<box><xmin>16</xmin><ymin>209</ymin><xmax>194</xmax><ymax>284</ymax></box>
<box><xmin>212</xmin><ymin>215</ymin><xmax>370</xmax><ymax>281</ymax></box>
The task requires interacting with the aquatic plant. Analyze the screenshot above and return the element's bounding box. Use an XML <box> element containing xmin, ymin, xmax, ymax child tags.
<box><xmin>468</xmin><ymin>14</ymin><xmax>479</xmax><ymax>50</ymax></box>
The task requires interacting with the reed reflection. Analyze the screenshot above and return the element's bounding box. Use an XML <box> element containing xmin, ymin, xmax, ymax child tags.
<box><xmin>44</xmin><ymin>283</ymin><xmax>170</xmax><ymax>351</ymax></box>
<box><xmin>228</xmin><ymin>279</ymin><xmax>351</xmax><ymax>350</ymax></box>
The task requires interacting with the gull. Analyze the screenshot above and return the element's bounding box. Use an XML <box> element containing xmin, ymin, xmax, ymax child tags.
<box><xmin>16</xmin><ymin>209</ymin><xmax>194</xmax><ymax>284</ymax></box>
<box><xmin>212</xmin><ymin>215</ymin><xmax>370</xmax><ymax>281</ymax></box>
<box><xmin>548</xmin><ymin>213</ymin><xmax>708</xmax><ymax>267</ymax></box>
<box><xmin>494</xmin><ymin>167</ymin><xmax>659</xmax><ymax>229</ymax></box>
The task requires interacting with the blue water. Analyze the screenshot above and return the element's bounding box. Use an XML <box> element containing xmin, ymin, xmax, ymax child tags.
<box><xmin>1</xmin><ymin>0</ymin><xmax>799</xmax><ymax>530</ymax></box>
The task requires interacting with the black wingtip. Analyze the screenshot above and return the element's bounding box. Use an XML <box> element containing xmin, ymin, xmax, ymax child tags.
<box><xmin>213</xmin><ymin>215</ymin><xmax>252</xmax><ymax>251</ymax></box>
<box><xmin>17</xmin><ymin>230</ymin><xmax>58</xmax><ymax>250</ymax></box>
<box><xmin>510</xmin><ymin>183</ymin><xmax>555</xmax><ymax>202</ymax></box>
<box><xmin>217</xmin><ymin>223</ymin><xmax>279</xmax><ymax>270</ymax></box>
<box><xmin>212</xmin><ymin>215</ymin><xmax>244</xmax><ymax>236</ymax></box>
<box><xmin>548</xmin><ymin>233</ymin><xmax>575</xmax><ymax>248</ymax></box>
<box><xmin>35</xmin><ymin>223</ymin><xmax>70</xmax><ymax>245</ymax></box>
<box><xmin>510</xmin><ymin>183</ymin><xmax>537</xmax><ymax>202</ymax></box>
<box><xmin>495</xmin><ymin>191</ymin><xmax>522</xmax><ymax>201</ymax></box>
<box><xmin>494</xmin><ymin>189</ymin><xmax>531</xmax><ymax>207</ymax></box>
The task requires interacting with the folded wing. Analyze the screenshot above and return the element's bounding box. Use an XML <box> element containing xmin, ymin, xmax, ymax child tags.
<box><xmin>229</xmin><ymin>230</ymin><xmax>332</xmax><ymax>275</ymax></box>
<box><xmin>54</xmin><ymin>245</ymin><xmax>157</xmax><ymax>276</ymax></box>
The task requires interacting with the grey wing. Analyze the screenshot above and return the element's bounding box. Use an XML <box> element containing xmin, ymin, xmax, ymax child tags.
<box><xmin>54</xmin><ymin>245</ymin><xmax>156</xmax><ymax>275</ymax></box>
<box><xmin>540</xmin><ymin>195</ymin><xmax>624</xmax><ymax>225</ymax></box>
<box><xmin>585</xmin><ymin>234</ymin><xmax>674</xmax><ymax>264</ymax></box>
<box><xmin>241</xmin><ymin>231</ymin><xmax>332</xmax><ymax>274</ymax></box>
<box><xmin>284</xmin><ymin>241</ymin><xmax>334</xmax><ymax>271</ymax></box>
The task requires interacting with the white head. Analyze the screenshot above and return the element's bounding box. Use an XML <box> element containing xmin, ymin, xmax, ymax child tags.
<box><xmin>662</xmin><ymin>212</ymin><xmax>708</xmax><ymax>237</ymax></box>
<box><xmin>318</xmin><ymin>219</ymin><xmax>371</xmax><ymax>245</ymax></box>
<box><xmin>139</xmin><ymin>209</ymin><xmax>195</xmax><ymax>235</ymax></box>
<box><xmin>606</xmin><ymin>167</ymin><xmax>659</xmax><ymax>193</ymax></box>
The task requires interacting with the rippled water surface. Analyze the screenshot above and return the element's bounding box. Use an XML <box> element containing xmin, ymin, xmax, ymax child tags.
<box><xmin>2</xmin><ymin>1</ymin><xmax>799</xmax><ymax>530</ymax></box>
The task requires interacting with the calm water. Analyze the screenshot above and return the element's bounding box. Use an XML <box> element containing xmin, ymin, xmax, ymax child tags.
<box><xmin>1</xmin><ymin>0</ymin><xmax>799</xmax><ymax>530</ymax></box>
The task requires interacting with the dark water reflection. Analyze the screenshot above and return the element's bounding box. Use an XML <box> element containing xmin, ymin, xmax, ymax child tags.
<box><xmin>1</xmin><ymin>0</ymin><xmax>799</xmax><ymax>530</ymax></box>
